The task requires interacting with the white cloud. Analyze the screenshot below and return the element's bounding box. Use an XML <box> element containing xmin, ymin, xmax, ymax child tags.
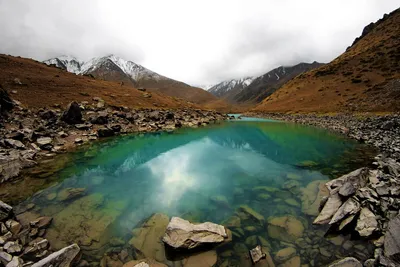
<box><xmin>0</xmin><ymin>0</ymin><xmax>398</xmax><ymax>84</ymax></box>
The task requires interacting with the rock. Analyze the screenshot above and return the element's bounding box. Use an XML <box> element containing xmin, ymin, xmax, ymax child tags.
<box><xmin>162</xmin><ymin>217</ymin><xmax>228</xmax><ymax>249</ymax></box>
<box><xmin>5</xmin><ymin>220</ymin><xmax>21</xmax><ymax>235</ymax></box>
<box><xmin>339</xmin><ymin>214</ymin><xmax>356</xmax><ymax>231</ymax></box>
<box><xmin>31</xmin><ymin>243</ymin><xmax>80</xmax><ymax>267</ymax></box>
<box><xmin>57</xmin><ymin>187</ymin><xmax>86</xmax><ymax>201</ymax></box>
<box><xmin>300</xmin><ymin>180</ymin><xmax>329</xmax><ymax>216</ymax></box>
<box><xmin>4</xmin><ymin>139</ymin><xmax>25</xmax><ymax>149</ymax></box>
<box><xmin>36</xmin><ymin>137</ymin><xmax>53</xmax><ymax>150</ymax></box>
<box><xmin>58</xmin><ymin>131</ymin><xmax>68</xmax><ymax>138</ymax></box>
<box><xmin>123</xmin><ymin>259</ymin><xmax>167</xmax><ymax>267</ymax></box>
<box><xmin>0</xmin><ymin>86</ymin><xmax>14</xmax><ymax>114</ymax></box>
<box><xmin>275</xmin><ymin>247</ymin><xmax>296</xmax><ymax>263</ymax></box>
<box><xmin>326</xmin><ymin>168</ymin><xmax>370</xmax><ymax>196</ymax></box>
<box><xmin>6</xmin><ymin>256</ymin><xmax>23</xmax><ymax>267</ymax></box>
<box><xmin>0</xmin><ymin>153</ymin><xmax>23</xmax><ymax>183</ymax></box>
<box><xmin>129</xmin><ymin>213</ymin><xmax>169</xmax><ymax>262</ymax></box>
<box><xmin>61</xmin><ymin>101</ymin><xmax>83</xmax><ymax>124</ymax></box>
<box><xmin>74</xmin><ymin>138</ymin><xmax>83</xmax><ymax>144</ymax></box>
<box><xmin>279</xmin><ymin>256</ymin><xmax>300</xmax><ymax>267</ymax></box>
<box><xmin>313</xmin><ymin>193</ymin><xmax>342</xmax><ymax>225</ymax></box>
<box><xmin>75</xmin><ymin>124</ymin><xmax>91</xmax><ymax>131</ymax></box>
<box><xmin>267</xmin><ymin>215</ymin><xmax>304</xmax><ymax>243</ymax></box>
<box><xmin>0</xmin><ymin>201</ymin><xmax>13</xmax><ymax>221</ymax></box>
<box><xmin>210</xmin><ymin>195</ymin><xmax>230</xmax><ymax>209</ymax></box>
<box><xmin>182</xmin><ymin>250</ymin><xmax>217</xmax><ymax>267</ymax></box>
<box><xmin>285</xmin><ymin>198</ymin><xmax>301</xmax><ymax>207</ymax></box>
<box><xmin>250</xmin><ymin>245</ymin><xmax>266</xmax><ymax>264</ymax></box>
<box><xmin>4</xmin><ymin>241</ymin><xmax>22</xmax><ymax>254</ymax></box>
<box><xmin>97</xmin><ymin>127</ymin><xmax>114</xmax><ymax>138</ymax></box>
<box><xmin>355</xmin><ymin>208</ymin><xmax>378</xmax><ymax>237</ymax></box>
<box><xmin>329</xmin><ymin>198</ymin><xmax>360</xmax><ymax>225</ymax></box>
<box><xmin>90</xmin><ymin>112</ymin><xmax>108</xmax><ymax>125</ymax></box>
<box><xmin>384</xmin><ymin>215</ymin><xmax>400</xmax><ymax>264</ymax></box>
<box><xmin>0</xmin><ymin>251</ymin><xmax>12</xmax><ymax>265</ymax></box>
<box><xmin>238</xmin><ymin>205</ymin><xmax>265</xmax><ymax>224</ymax></box>
<box><xmin>327</xmin><ymin>257</ymin><xmax>362</xmax><ymax>267</ymax></box>
<box><xmin>30</xmin><ymin>216</ymin><xmax>53</xmax><ymax>229</ymax></box>
<box><xmin>319</xmin><ymin>247</ymin><xmax>332</xmax><ymax>258</ymax></box>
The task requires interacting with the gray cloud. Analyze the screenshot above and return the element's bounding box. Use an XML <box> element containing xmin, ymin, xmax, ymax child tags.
<box><xmin>0</xmin><ymin>0</ymin><xmax>398</xmax><ymax>85</ymax></box>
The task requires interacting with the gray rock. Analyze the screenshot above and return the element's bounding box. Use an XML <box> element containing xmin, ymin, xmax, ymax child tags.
<box><xmin>6</xmin><ymin>256</ymin><xmax>23</xmax><ymax>267</ymax></box>
<box><xmin>31</xmin><ymin>243</ymin><xmax>80</xmax><ymax>267</ymax></box>
<box><xmin>313</xmin><ymin>193</ymin><xmax>342</xmax><ymax>224</ymax></box>
<box><xmin>0</xmin><ymin>251</ymin><xmax>12</xmax><ymax>265</ymax></box>
<box><xmin>384</xmin><ymin>215</ymin><xmax>400</xmax><ymax>265</ymax></box>
<box><xmin>4</xmin><ymin>241</ymin><xmax>22</xmax><ymax>254</ymax></box>
<box><xmin>249</xmin><ymin>245</ymin><xmax>266</xmax><ymax>264</ymax></box>
<box><xmin>61</xmin><ymin>101</ymin><xmax>82</xmax><ymax>124</ymax></box>
<box><xmin>0</xmin><ymin>153</ymin><xmax>22</xmax><ymax>182</ymax></box>
<box><xmin>4</xmin><ymin>139</ymin><xmax>25</xmax><ymax>149</ymax></box>
<box><xmin>327</xmin><ymin>257</ymin><xmax>362</xmax><ymax>267</ymax></box>
<box><xmin>0</xmin><ymin>201</ymin><xmax>13</xmax><ymax>221</ymax></box>
<box><xmin>97</xmin><ymin>127</ymin><xmax>114</xmax><ymax>138</ymax></box>
<box><xmin>355</xmin><ymin>208</ymin><xmax>378</xmax><ymax>237</ymax></box>
<box><xmin>36</xmin><ymin>137</ymin><xmax>52</xmax><ymax>149</ymax></box>
<box><xmin>329</xmin><ymin>198</ymin><xmax>360</xmax><ymax>225</ymax></box>
<box><xmin>162</xmin><ymin>217</ymin><xmax>228</xmax><ymax>249</ymax></box>
<box><xmin>326</xmin><ymin>168</ymin><xmax>370</xmax><ymax>196</ymax></box>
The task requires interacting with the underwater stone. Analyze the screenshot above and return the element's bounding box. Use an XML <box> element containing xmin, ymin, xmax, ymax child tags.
<box><xmin>162</xmin><ymin>217</ymin><xmax>228</xmax><ymax>249</ymax></box>
<box><xmin>31</xmin><ymin>243</ymin><xmax>80</xmax><ymax>267</ymax></box>
<box><xmin>279</xmin><ymin>255</ymin><xmax>300</xmax><ymax>267</ymax></box>
<box><xmin>327</xmin><ymin>257</ymin><xmax>362</xmax><ymax>267</ymax></box>
<box><xmin>238</xmin><ymin>205</ymin><xmax>265</xmax><ymax>224</ymax></box>
<box><xmin>275</xmin><ymin>247</ymin><xmax>296</xmax><ymax>263</ymax></box>
<box><xmin>57</xmin><ymin>187</ymin><xmax>86</xmax><ymax>201</ymax></box>
<box><xmin>300</xmin><ymin>180</ymin><xmax>329</xmax><ymax>216</ymax></box>
<box><xmin>182</xmin><ymin>250</ymin><xmax>217</xmax><ymax>267</ymax></box>
<box><xmin>267</xmin><ymin>215</ymin><xmax>304</xmax><ymax>243</ymax></box>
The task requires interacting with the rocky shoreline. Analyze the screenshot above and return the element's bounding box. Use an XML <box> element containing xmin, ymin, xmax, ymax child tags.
<box><xmin>247</xmin><ymin>112</ymin><xmax>400</xmax><ymax>266</ymax></box>
<box><xmin>0</xmin><ymin>91</ymin><xmax>228</xmax><ymax>188</ymax></box>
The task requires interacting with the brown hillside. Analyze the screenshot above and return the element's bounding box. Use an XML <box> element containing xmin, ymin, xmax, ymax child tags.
<box><xmin>254</xmin><ymin>8</ymin><xmax>400</xmax><ymax>113</ymax></box>
<box><xmin>0</xmin><ymin>54</ymin><xmax>228</xmax><ymax>111</ymax></box>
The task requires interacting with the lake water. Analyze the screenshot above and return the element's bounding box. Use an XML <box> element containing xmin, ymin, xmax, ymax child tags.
<box><xmin>19</xmin><ymin>117</ymin><xmax>376</xmax><ymax>266</ymax></box>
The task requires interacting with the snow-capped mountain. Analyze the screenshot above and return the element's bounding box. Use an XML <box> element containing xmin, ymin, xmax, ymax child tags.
<box><xmin>196</xmin><ymin>84</ymin><xmax>215</xmax><ymax>91</ymax></box>
<box><xmin>234</xmin><ymin>62</ymin><xmax>324</xmax><ymax>103</ymax></box>
<box><xmin>44</xmin><ymin>54</ymin><xmax>167</xmax><ymax>85</ymax></box>
<box><xmin>208</xmin><ymin>77</ymin><xmax>255</xmax><ymax>99</ymax></box>
<box><xmin>43</xmin><ymin>55</ymin><xmax>83</xmax><ymax>74</ymax></box>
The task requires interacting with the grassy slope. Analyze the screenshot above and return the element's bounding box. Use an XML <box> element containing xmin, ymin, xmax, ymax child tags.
<box><xmin>0</xmin><ymin>54</ymin><xmax>230</xmax><ymax>111</ymax></box>
<box><xmin>254</xmin><ymin>8</ymin><xmax>400</xmax><ymax>113</ymax></box>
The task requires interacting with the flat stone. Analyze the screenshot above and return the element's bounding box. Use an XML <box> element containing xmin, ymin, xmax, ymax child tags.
<box><xmin>275</xmin><ymin>247</ymin><xmax>296</xmax><ymax>263</ymax></box>
<box><xmin>280</xmin><ymin>255</ymin><xmax>300</xmax><ymax>267</ymax></box>
<box><xmin>31</xmin><ymin>243</ymin><xmax>80</xmax><ymax>267</ymax></box>
<box><xmin>0</xmin><ymin>251</ymin><xmax>12</xmax><ymax>265</ymax></box>
<box><xmin>329</xmin><ymin>198</ymin><xmax>360</xmax><ymax>224</ymax></box>
<box><xmin>57</xmin><ymin>187</ymin><xmax>86</xmax><ymax>201</ymax></box>
<box><xmin>339</xmin><ymin>214</ymin><xmax>356</xmax><ymax>231</ymax></box>
<box><xmin>313</xmin><ymin>193</ymin><xmax>342</xmax><ymax>225</ymax></box>
<box><xmin>327</xmin><ymin>257</ymin><xmax>362</xmax><ymax>267</ymax></box>
<box><xmin>267</xmin><ymin>215</ymin><xmax>304</xmax><ymax>243</ymax></box>
<box><xmin>129</xmin><ymin>213</ymin><xmax>169</xmax><ymax>262</ymax></box>
<box><xmin>355</xmin><ymin>208</ymin><xmax>378</xmax><ymax>237</ymax></box>
<box><xmin>4</xmin><ymin>241</ymin><xmax>22</xmax><ymax>254</ymax></box>
<box><xmin>300</xmin><ymin>180</ymin><xmax>329</xmax><ymax>216</ymax></box>
<box><xmin>238</xmin><ymin>205</ymin><xmax>265</xmax><ymax>224</ymax></box>
<box><xmin>5</xmin><ymin>220</ymin><xmax>21</xmax><ymax>235</ymax></box>
<box><xmin>6</xmin><ymin>256</ymin><xmax>23</xmax><ymax>267</ymax></box>
<box><xmin>162</xmin><ymin>217</ymin><xmax>228</xmax><ymax>249</ymax></box>
<box><xmin>5</xmin><ymin>139</ymin><xmax>25</xmax><ymax>149</ymax></box>
<box><xmin>30</xmin><ymin>217</ymin><xmax>53</xmax><ymax>229</ymax></box>
<box><xmin>36</xmin><ymin>137</ymin><xmax>52</xmax><ymax>146</ymax></box>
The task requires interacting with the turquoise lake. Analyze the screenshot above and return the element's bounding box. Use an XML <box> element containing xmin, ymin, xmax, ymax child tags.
<box><xmin>20</xmin><ymin>117</ymin><xmax>377</xmax><ymax>266</ymax></box>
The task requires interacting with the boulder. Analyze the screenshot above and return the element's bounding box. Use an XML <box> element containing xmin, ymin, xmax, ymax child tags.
<box><xmin>325</xmin><ymin>168</ymin><xmax>370</xmax><ymax>196</ymax></box>
<box><xmin>267</xmin><ymin>215</ymin><xmax>304</xmax><ymax>243</ymax></box>
<box><xmin>90</xmin><ymin>112</ymin><xmax>108</xmax><ymax>125</ymax></box>
<box><xmin>97</xmin><ymin>128</ymin><xmax>114</xmax><ymax>138</ymax></box>
<box><xmin>6</xmin><ymin>256</ymin><xmax>23</xmax><ymax>267</ymax></box>
<box><xmin>0</xmin><ymin>86</ymin><xmax>14</xmax><ymax>114</ymax></box>
<box><xmin>36</xmin><ymin>137</ymin><xmax>53</xmax><ymax>150</ymax></box>
<box><xmin>384</xmin><ymin>215</ymin><xmax>400</xmax><ymax>264</ymax></box>
<box><xmin>162</xmin><ymin>217</ymin><xmax>228</xmax><ymax>249</ymax></box>
<box><xmin>355</xmin><ymin>207</ymin><xmax>378</xmax><ymax>237</ymax></box>
<box><xmin>327</xmin><ymin>257</ymin><xmax>362</xmax><ymax>267</ymax></box>
<box><xmin>0</xmin><ymin>153</ymin><xmax>23</xmax><ymax>182</ymax></box>
<box><xmin>31</xmin><ymin>243</ymin><xmax>80</xmax><ymax>267</ymax></box>
<box><xmin>57</xmin><ymin>188</ymin><xmax>86</xmax><ymax>201</ymax></box>
<box><xmin>61</xmin><ymin>101</ymin><xmax>82</xmax><ymax>124</ymax></box>
<box><xmin>4</xmin><ymin>139</ymin><xmax>25</xmax><ymax>149</ymax></box>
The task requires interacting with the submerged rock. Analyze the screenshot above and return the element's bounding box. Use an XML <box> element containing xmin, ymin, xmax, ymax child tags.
<box><xmin>238</xmin><ymin>205</ymin><xmax>265</xmax><ymax>225</ymax></box>
<box><xmin>0</xmin><ymin>201</ymin><xmax>13</xmax><ymax>221</ymax></box>
<box><xmin>129</xmin><ymin>213</ymin><xmax>169</xmax><ymax>262</ymax></box>
<box><xmin>162</xmin><ymin>217</ymin><xmax>228</xmax><ymax>249</ymax></box>
<box><xmin>300</xmin><ymin>180</ymin><xmax>329</xmax><ymax>216</ymax></box>
<box><xmin>327</xmin><ymin>257</ymin><xmax>362</xmax><ymax>267</ymax></box>
<box><xmin>274</xmin><ymin>247</ymin><xmax>296</xmax><ymax>263</ymax></box>
<box><xmin>181</xmin><ymin>250</ymin><xmax>217</xmax><ymax>267</ymax></box>
<box><xmin>57</xmin><ymin>187</ymin><xmax>86</xmax><ymax>201</ymax></box>
<box><xmin>123</xmin><ymin>259</ymin><xmax>167</xmax><ymax>267</ymax></box>
<box><xmin>31</xmin><ymin>243</ymin><xmax>80</xmax><ymax>267</ymax></box>
<box><xmin>267</xmin><ymin>215</ymin><xmax>304</xmax><ymax>243</ymax></box>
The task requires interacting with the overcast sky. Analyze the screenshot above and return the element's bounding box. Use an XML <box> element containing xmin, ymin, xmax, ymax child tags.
<box><xmin>0</xmin><ymin>0</ymin><xmax>398</xmax><ymax>85</ymax></box>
